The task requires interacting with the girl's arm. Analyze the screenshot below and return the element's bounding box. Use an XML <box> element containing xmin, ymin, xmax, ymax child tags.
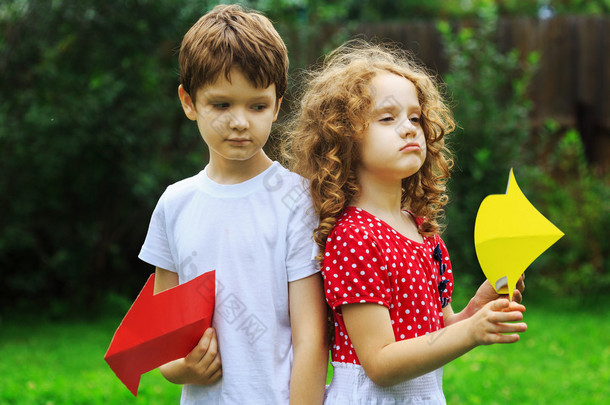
<box><xmin>288</xmin><ymin>273</ymin><xmax>329</xmax><ymax>405</ymax></box>
<box><xmin>342</xmin><ymin>298</ymin><xmax>526</xmax><ymax>387</ymax></box>
<box><xmin>154</xmin><ymin>267</ymin><xmax>222</xmax><ymax>385</ymax></box>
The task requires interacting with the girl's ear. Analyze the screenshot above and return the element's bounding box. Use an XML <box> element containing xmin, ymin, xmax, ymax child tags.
<box><xmin>272</xmin><ymin>96</ymin><xmax>283</xmax><ymax>122</ymax></box>
<box><xmin>178</xmin><ymin>85</ymin><xmax>198</xmax><ymax>121</ymax></box>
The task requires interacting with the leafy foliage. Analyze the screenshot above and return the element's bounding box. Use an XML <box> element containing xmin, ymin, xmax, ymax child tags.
<box><xmin>439</xmin><ymin>4</ymin><xmax>608</xmax><ymax>299</ymax></box>
<box><xmin>0</xmin><ymin>0</ymin><xmax>607</xmax><ymax>317</ymax></box>
<box><xmin>0</xmin><ymin>0</ymin><xmax>210</xmax><ymax>315</ymax></box>
<box><xmin>518</xmin><ymin>124</ymin><xmax>610</xmax><ymax>299</ymax></box>
<box><xmin>438</xmin><ymin>4</ymin><xmax>539</xmax><ymax>287</ymax></box>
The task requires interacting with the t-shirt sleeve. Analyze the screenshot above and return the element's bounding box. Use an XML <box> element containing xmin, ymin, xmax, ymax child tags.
<box><xmin>285</xmin><ymin>183</ymin><xmax>319</xmax><ymax>282</ymax></box>
<box><xmin>322</xmin><ymin>224</ymin><xmax>391</xmax><ymax>311</ymax></box>
<box><xmin>434</xmin><ymin>235</ymin><xmax>454</xmax><ymax>307</ymax></box>
<box><xmin>138</xmin><ymin>192</ymin><xmax>176</xmax><ymax>272</ymax></box>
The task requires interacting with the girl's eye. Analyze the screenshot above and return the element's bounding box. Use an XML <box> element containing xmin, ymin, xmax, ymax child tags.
<box><xmin>379</xmin><ymin>115</ymin><xmax>394</xmax><ymax>123</ymax></box>
<box><xmin>410</xmin><ymin>116</ymin><xmax>421</xmax><ymax>124</ymax></box>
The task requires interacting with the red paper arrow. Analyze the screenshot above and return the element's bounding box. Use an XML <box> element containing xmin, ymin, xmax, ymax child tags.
<box><xmin>104</xmin><ymin>270</ymin><xmax>215</xmax><ymax>396</ymax></box>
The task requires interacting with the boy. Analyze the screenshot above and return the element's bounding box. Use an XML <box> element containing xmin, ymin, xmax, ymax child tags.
<box><xmin>138</xmin><ymin>5</ymin><xmax>328</xmax><ymax>404</ymax></box>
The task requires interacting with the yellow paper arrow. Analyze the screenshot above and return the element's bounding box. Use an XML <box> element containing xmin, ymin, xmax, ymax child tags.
<box><xmin>474</xmin><ymin>169</ymin><xmax>564</xmax><ymax>300</ymax></box>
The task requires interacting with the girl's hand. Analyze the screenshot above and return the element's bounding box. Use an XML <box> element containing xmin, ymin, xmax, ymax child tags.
<box><xmin>468</xmin><ymin>298</ymin><xmax>527</xmax><ymax>346</ymax></box>
<box><xmin>469</xmin><ymin>273</ymin><xmax>526</xmax><ymax>312</ymax></box>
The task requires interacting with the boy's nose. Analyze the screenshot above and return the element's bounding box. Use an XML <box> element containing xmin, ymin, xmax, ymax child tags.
<box><xmin>229</xmin><ymin>110</ymin><xmax>249</xmax><ymax>131</ymax></box>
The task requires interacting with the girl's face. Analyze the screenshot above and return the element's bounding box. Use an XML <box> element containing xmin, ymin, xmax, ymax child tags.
<box><xmin>358</xmin><ymin>71</ymin><xmax>426</xmax><ymax>184</ymax></box>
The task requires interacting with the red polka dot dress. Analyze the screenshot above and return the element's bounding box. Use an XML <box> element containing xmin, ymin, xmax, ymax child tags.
<box><xmin>322</xmin><ymin>206</ymin><xmax>453</xmax><ymax>404</ymax></box>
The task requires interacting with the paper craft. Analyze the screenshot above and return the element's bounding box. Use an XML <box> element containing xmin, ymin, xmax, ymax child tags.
<box><xmin>474</xmin><ymin>169</ymin><xmax>564</xmax><ymax>300</ymax></box>
<box><xmin>104</xmin><ymin>270</ymin><xmax>215</xmax><ymax>396</ymax></box>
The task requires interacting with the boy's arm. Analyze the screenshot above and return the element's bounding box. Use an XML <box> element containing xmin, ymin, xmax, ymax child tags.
<box><xmin>154</xmin><ymin>267</ymin><xmax>222</xmax><ymax>385</ymax></box>
<box><xmin>288</xmin><ymin>273</ymin><xmax>329</xmax><ymax>405</ymax></box>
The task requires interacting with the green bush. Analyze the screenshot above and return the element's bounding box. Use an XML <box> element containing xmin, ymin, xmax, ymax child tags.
<box><xmin>438</xmin><ymin>5</ymin><xmax>608</xmax><ymax>301</ymax></box>
<box><xmin>0</xmin><ymin>0</ymin><xmax>209</xmax><ymax>316</ymax></box>
<box><xmin>1</xmin><ymin>0</ymin><xmax>607</xmax><ymax>318</ymax></box>
<box><xmin>438</xmin><ymin>4</ymin><xmax>539</xmax><ymax>288</ymax></box>
<box><xmin>519</xmin><ymin>124</ymin><xmax>610</xmax><ymax>300</ymax></box>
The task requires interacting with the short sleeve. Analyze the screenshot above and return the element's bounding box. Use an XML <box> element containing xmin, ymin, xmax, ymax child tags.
<box><xmin>434</xmin><ymin>235</ymin><xmax>454</xmax><ymax>307</ymax></box>
<box><xmin>284</xmin><ymin>182</ymin><xmax>319</xmax><ymax>282</ymax></box>
<box><xmin>138</xmin><ymin>192</ymin><xmax>176</xmax><ymax>271</ymax></box>
<box><xmin>322</xmin><ymin>224</ymin><xmax>391</xmax><ymax>311</ymax></box>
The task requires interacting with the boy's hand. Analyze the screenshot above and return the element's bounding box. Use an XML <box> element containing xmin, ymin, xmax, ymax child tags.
<box><xmin>468</xmin><ymin>298</ymin><xmax>527</xmax><ymax>346</ymax></box>
<box><xmin>159</xmin><ymin>327</ymin><xmax>222</xmax><ymax>385</ymax></box>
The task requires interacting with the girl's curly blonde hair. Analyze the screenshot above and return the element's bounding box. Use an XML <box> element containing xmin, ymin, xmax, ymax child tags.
<box><xmin>283</xmin><ymin>39</ymin><xmax>455</xmax><ymax>256</ymax></box>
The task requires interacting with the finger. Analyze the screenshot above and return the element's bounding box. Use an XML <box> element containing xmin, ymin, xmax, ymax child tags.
<box><xmin>488</xmin><ymin>311</ymin><xmax>525</xmax><ymax>327</ymax></box>
<box><xmin>492</xmin><ymin>333</ymin><xmax>521</xmax><ymax>344</ymax></box>
<box><xmin>497</xmin><ymin>301</ymin><xmax>525</xmax><ymax>313</ymax></box>
<box><xmin>516</xmin><ymin>274</ymin><xmax>525</xmax><ymax>292</ymax></box>
<box><xmin>186</xmin><ymin>328</ymin><xmax>214</xmax><ymax>363</ymax></box>
<box><xmin>206</xmin><ymin>365</ymin><xmax>223</xmax><ymax>384</ymax></box>
<box><xmin>489</xmin><ymin>298</ymin><xmax>510</xmax><ymax>311</ymax></box>
<box><xmin>506</xmin><ymin>301</ymin><xmax>526</xmax><ymax>312</ymax></box>
<box><xmin>199</xmin><ymin>329</ymin><xmax>220</xmax><ymax>368</ymax></box>
<box><xmin>193</xmin><ymin>362</ymin><xmax>222</xmax><ymax>386</ymax></box>
<box><xmin>493</xmin><ymin>320</ymin><xmax>528</xmax><ymax>333</ymax></box>
<box><xmin>205</xmin><ymin>353</ymin><xmax>222</xmax><ymax>377</ymax></box>
<box><xmin>512</xmin><ymin>289</ymin><xmax>522</xmax><ymax>303</ymax></box>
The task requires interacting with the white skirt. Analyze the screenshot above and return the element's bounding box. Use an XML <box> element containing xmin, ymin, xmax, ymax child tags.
<box><xmin>324</xmin><ymin>362</ymin><xmax>446</xmax><ymax>405</ymax></box>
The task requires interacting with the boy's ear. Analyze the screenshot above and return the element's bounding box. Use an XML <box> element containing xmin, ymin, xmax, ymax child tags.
<box><xmin>272</xmin><ymin>97</ymin><xmax>283</xmax><ymax>122</ymax></box>
<box><xmin>178</xmin><ymin>85</ymin><xmax>198</xmax><ymax>121</ymax></box>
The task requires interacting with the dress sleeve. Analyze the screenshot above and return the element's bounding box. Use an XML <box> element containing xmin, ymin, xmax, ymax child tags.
<box><xmin>322</xmin><ymin>224</ymin><xmax>391</xmax><ymax>311</ymax></box>
<box><xmin>433</xmin><ymin>235</ymin><xmax>454</xmax><ymax>308</ymax></box>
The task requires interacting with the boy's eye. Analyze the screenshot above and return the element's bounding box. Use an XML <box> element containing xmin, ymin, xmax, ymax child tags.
<box><xmin>212</xmin><ymin>102</ymin><xmax>230</xmax><ymax>109</ymax></box>
<box><xmin>252</xmin><ymin>104</ymin><xmax>267</xmax><ymax>111</ymax></box>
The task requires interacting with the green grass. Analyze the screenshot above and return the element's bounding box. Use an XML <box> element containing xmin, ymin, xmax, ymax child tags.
<box><xmin>0</xmin><ymin>317</ymin><xmax>181</xmax><ymax>404</ymax></box>
<box><xmin>1</xmin><ymin>302</ymin><xmax>608</xmax><ymax>404</ymax></box>
<box><xmin>443</xmin><ymin>302</ymin><xmax>610</xmax><ymax>404</ymax></box>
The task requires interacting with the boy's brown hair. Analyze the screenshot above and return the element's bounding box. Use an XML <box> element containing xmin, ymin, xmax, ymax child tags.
<box><xmin>179</xmin><ymin>4</ymin><xmax>288</xmax><ymax>103</ymax></box>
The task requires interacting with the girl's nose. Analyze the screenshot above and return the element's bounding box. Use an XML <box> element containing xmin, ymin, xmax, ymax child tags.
<box><xmin>398</xmin><ymin>119</ymin><xmax>416</xmax><ymax>138</ymax></box>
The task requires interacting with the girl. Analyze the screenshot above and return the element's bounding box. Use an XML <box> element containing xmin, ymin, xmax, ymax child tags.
<box><xmin>284</xmin><ymin>40</ymin><xmax>527</xmax><ymax>404</ymax></box>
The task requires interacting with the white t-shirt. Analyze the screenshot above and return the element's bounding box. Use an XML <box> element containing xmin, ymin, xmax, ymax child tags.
<box><xmin>139</xmin><ymin>162</ymin><xmax>318</xmax><ymax>404</ymax></box>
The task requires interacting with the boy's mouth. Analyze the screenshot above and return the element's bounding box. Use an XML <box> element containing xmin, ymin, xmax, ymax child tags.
<box><xmin>226</xmin><ymin>138</ymin><xmax>251</xmax><ymax>145</ymax></box>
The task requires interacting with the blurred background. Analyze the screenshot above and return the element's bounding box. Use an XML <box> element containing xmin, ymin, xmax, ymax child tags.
<box><xmin>1</xmin><ymin>0</ymin><xmax>607</xmax><ymax>319</ymax></box>
<box><xmin>1</xmin><ymin>0</ymin><xmax>609</xmax><ymax>403</ymax></box>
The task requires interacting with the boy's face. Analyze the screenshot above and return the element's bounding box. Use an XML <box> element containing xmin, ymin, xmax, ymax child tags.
<box><xmin>179</xmin><ymin>68</ymin><xmax>280</xmax><ymax>168</ymax></box>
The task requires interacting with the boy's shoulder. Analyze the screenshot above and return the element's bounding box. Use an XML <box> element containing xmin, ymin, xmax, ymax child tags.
<box><xmin>158</xmin><ymin>171</ymin><xmax>203</xmax><ymax>203</ymax></box>
<box><xmin>260</xmin><ymin>162</ymin><xmax>308</xmax><ymax>191</ymax></box>
<box><xmin>258</xmin><ymin>163</ymin><xmax>313</xmax><ymax>214</ymax></box>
